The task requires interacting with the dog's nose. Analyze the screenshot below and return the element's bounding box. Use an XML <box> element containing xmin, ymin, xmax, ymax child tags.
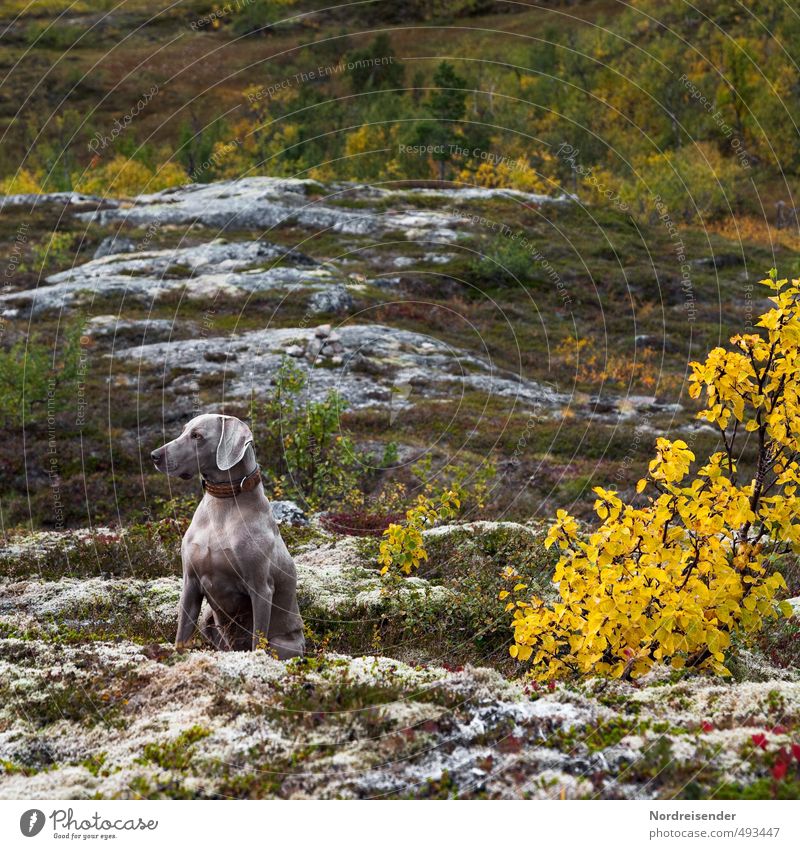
<box><xmin>151</xmin><ymin>450</ymin><xmax>162</xmax><ymax>464</ymax></box>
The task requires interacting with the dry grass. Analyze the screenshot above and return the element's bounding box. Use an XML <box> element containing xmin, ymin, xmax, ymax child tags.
<box><xmin>704</xmin><ymin>216</ymin><xmax>800</xmax><ymax>254</ymax></box>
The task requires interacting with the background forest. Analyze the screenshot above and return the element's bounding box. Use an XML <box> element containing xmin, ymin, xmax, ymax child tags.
<box><xmin>2</xmin><ymin>0</ymin><xmax>799</xmax><ymax>234</ymax></box>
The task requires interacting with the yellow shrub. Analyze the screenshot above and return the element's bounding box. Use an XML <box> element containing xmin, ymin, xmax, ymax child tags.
<box><xmin>555</xmin><ymin>333</ymin><xmax>664</xmax><ymax>390</ymax></box>
<box><xmin>507</xmin><ymin>269</ymin><xmax>797</xmax><ymax>680</ymax></box>
<box><xmin>458</xmin><ymin>150</ymin><xmax>560</xmax><ymax>194</ymax></box>
<box><xmin>151</xmin><ymin>161</ymin><xmax>188</xmax><ymax>190</ymax></box>
<box><xmin>590</xmin><ymin>142</ymin><xmax>744</xmax><ymax>223</ymax></box>
<box><xmin>0</xmin><ymin>168</ymin><xmax>43</xmax><ymax>195</ymax></box>
<box><xmin>466</xmin><ymin>160</ymin><xmax>554</xmax><ymax>194</ymax></box>
<box><xmin>343</xmin><ymin>123</ymin><xmax>400</xmax><ymax>182</ymax></box>
<box><xmin>73</xmin><ymin>156</ymin><xmax>186</xmax><ymax>197</ymax></box>
<box><xmin>378</xmin><ymin>490</ymin><xmax>460</xmax><ymax>576</ymax></box>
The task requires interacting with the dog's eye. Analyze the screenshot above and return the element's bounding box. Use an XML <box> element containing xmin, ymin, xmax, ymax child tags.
<box><xmin>191</xmin><ymin>432</ymin><xmax>203</xmax><ymax>440</ymax></box>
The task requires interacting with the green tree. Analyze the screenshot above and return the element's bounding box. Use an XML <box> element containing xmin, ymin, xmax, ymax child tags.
<box><xmin>348</xmin><ymin>34</ymin><xmax>404</xmax><ymax>93</ymax></box>
<box><xmin>176</xmin><ymin>115</ymin><xmax>227</xmax><ymax>182</ymax></box>
<box><xmin>230</xmin><ymin>0</ymin><xmax>296</xmax><ymax>37</ymax></box>
<box><xmin>412</xmin><ymin>61</ymin><xmax>470</xmax><ymax>181</ymax></box>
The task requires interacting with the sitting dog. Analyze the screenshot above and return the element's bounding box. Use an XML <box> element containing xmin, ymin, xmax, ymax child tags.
<box><xmin>151</xmin><ymin>414</ymin><xmax>304</xmax><ymax>658</ymax></box>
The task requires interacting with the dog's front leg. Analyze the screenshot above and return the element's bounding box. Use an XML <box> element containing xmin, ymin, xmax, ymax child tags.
<box><xmin>250</xmin><ymin>586</ymin><xmax>273</xmax><ymax>652</ymax></box>
<box><xmin>175</xmin><ymin>574</ymin><xmax>203</xmax><ymax>649</ymax></box>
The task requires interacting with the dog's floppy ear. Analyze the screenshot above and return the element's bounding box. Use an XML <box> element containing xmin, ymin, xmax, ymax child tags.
<box><xmin>216</xmin><ymin>416</ymin><xmax>253</xmax><ymax>471</ymax></box>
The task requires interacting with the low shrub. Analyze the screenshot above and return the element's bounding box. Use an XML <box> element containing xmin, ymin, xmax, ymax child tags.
<box><xmin>378</xmin><ymin>490</ymin><xmax>460</xmax><ymax>576</ymax></box>
<box><xmin>0</xmin><ymin>321</ymin><xmax>85</xmax><ymax>429</ymax></box>
<box><xmin>320</xmin><ymin>510</ymin><xmax>405</xmax><ymax>537</ymax></box>
<box><xmin>506</xmin><ymin>269</ymin><xmax>798</xmax><ymax>680</ymax></box>
<box><xmin>250</xmin><ymin>359</ymin><xmax>364</xmax><ymax>511</ymax></box>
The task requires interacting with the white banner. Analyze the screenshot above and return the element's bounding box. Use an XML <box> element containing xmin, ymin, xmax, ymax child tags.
<box><xmin>1</xmin><ymin>800</ymin><xmax>797</xmax><ymax>848</ymax></box>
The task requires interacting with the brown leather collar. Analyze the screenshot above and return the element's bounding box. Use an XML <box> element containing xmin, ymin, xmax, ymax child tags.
<box><xmin>201</xmin><ymin>466</ymin><xmax>262</xmax><ymax>499</ymax></box>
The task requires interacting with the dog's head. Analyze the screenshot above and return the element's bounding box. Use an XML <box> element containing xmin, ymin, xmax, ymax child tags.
<box><xmin>151</xmin><ymin>414</ymin><xmax>254</xmax><ymax>480</ymax></box>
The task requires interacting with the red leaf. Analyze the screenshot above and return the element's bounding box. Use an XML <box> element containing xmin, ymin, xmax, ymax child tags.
<box><xmin>498</xmin><ymin>736</ymin><xmax>523</xmax><ymax>754</ymax></box>
<box><xmin>791</xmin><ymin>743</ymin><xmax>800</xmax><ymax>762</ymax></box>
<box><xmin>701</xmin><ymin>721</ymin><xmax>714</xmax><ymax>733</ymax></box>
<box><xmin>752</xmin><ymin>733</ymin><xmax>768</xmax><ymax>750</ymax></box>
<box><xmin>772</xmin><ymin>760</ymin><xmax>788</xmax><ymax>780</ymax></box>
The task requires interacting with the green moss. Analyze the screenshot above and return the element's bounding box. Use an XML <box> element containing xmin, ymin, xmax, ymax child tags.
<box><xmin>137</xmin><ymin>726</ymin><xmax>211</xmax><ymax>771</ymax></box>
<box><xmin>278</xmin><ymin>524</ymin><xmax>331</xmax><ymax>553</ymax></box>
<box><xmin>164</xmin><ymin>263</ymin><xmax>194</xmax><ymax>278</ymax></box>
<box><xmin>0</xmin><ymin>759</ymin><xmax>42</xmax><ymax>777</ymax></box>
<box><xmin>80</xmin><ymin>752</ymin><xmax>109</xmax><ymax>777</ymax></box>
<box><xmin>414</xmin><ymin>769</ymin><xmax>460</xmax><ymax>799</ymax></box>
<box><xmin>549</xmin><ymin>717</ymin><xmax>646</xmax><ymax>754</ymax></box>
<box><xmin>713</xmin><ymin>777</ymin><xmax>800</xmax><ymax>800</ymax></box>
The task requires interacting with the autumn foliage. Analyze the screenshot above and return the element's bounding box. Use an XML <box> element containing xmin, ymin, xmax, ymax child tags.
<box><xmin>378</xmin><ymin>490</ymin><xmax>460</xmax><ymax>576</ymax></box>
<box><xmin>506</xmin><ymin>270</ymin><xmax>797</xmax><ymax>680</ymax></box>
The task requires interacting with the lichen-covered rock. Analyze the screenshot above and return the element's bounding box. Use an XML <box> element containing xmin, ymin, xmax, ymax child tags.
<box><xmin>74</xmin><ymin>178</ymin><xmax>526</xmax><ymax>241</ymax></box>
<box><xmin>113</xmin><ymin>323</ymin><xmax>565</xmax><ymax>412</ymax></box>
<box><xmin>0</xmin><ymin>530</ymin><xmax>445</xmax><ymax>642</ymax></box>
<box><xmin>86</xmin><ymin>315</ymin><xmax>176</xmax><ymax>345</ymax></box>
<box><xmin>0</xmin><ymin>238</ymin><xmax>329</xmax><ymax>314</ymax></box>
<box><xmin>293</xmin><ymin>537</ymin><xmax>448</xmax><ymax>615</ymax></box>
<box><xmin>0</xmin><ymin>638</ymin><xmax>796</xmax><ymax>800</ymax></box>
<box><xmin>0</xmin><ymin>520</ymin><xmax>798</xmax><ymax>799</ymax></box>
<box><xmin>308</xmin><ymin>284</ymin><xmax>354</xmax><ymax>315</ymax></box>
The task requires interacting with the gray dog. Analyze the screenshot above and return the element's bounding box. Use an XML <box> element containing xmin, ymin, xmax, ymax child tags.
<box><xmin>151</xmin><ymin>414</ymin><xmax>305</xmax><ymax>658</ymax></box>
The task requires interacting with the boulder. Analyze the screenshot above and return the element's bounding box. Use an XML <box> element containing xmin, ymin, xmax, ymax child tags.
<box><xmin>93</xmin><ymin>235</ymin><xmax>137</xmax><ymax>259</ymax></box>
<box><xmin>269</xmin><ymin>500</ymin><xmax>307</xmax><ymax>526</ymax></box>
<box><xmin>308</xmin><ymin>284</ymin><xmax>354</xmax><ymax>315</ymax></box>
<box><xmin>115</xmin><ymin>323</ymin><xmax>566</xmax><ymax>413</ymax></box>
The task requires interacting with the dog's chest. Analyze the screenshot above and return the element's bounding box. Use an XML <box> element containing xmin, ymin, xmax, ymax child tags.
<box><xmin>182</xmin><ymin>507</ymin><xmax>272</xmax><ymax>577</ymax></box>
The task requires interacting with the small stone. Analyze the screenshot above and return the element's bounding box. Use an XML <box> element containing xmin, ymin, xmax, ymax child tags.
<box><xmin>285</xmin><ymin>344</ymin><xmax>305</xmax><ymax>358</ymax></box>
<box><xmin>635</xmin><ymin>334</ymin><xmax>679</xmax><ymax>353</ymax></box>
<box><xmin>269</xmin><ymin>500</ymin><xmax>308</xmax><ymax>526</ymax></box>
<box><xmin>93</xmin><ymin>235</ymin><xmax>136</xmax><ymax>259</ymax></box>
<box><xmin>314</xmin><ymin>324</ymin><xmax>332</xmax><ymax>338</ymax></box>
<box><xmin>305</xmin><ymin>339</ymin><xmax>323</xmax><ymax>358</ymax></box>
<box><xmin>323</xmin><ymin>341</ymin><xmax>344</xmax><ymax>355</ymax></box>
<box><xmin>172</xmin><ymin>379</ymin><xmax>200</xmax><ymax>395</ymax></box>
